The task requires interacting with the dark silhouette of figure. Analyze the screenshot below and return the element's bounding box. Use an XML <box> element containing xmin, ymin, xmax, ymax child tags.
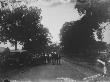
<box><xmin>51</xmin><ymin>52</ymin><xmax>55</xmax><ymax>65</ymax></box>
<box><xmin>48</xmin><ymin>54</ymin><xmax>52</xmax><ymax>63</ymax></box>
<box><xmin>45</xmin><ymin>53</ymin><xmax>52</xmax><ymax>64</ymax></box>
<box><xmin>45</xmin><ymin>54</ymin><xmax>48</xmax><ymax>64</ymax></box>
<box><xmin>54</xmin><ymin>53</ymin><xmax>61</xmax><ymax>65</ymax></box>
<box><xmin>41</xmin><ymin>53</ymin><xmax>46</xmax><ymax>64</ymax></box>
<box><xmin>51</xmin><ymin>52</ymin><xmax>61</xmax><ymax>65</ymax></box>
<box><xmin>56</xmin><ymin>54</ymin><xmax>61</xmax><ymax>65</ymax></box>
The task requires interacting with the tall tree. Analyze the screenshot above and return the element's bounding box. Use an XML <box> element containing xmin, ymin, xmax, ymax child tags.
<box><xmin>60</xmin><ymin>17</ymin><xmax>96</xmax><ymax>54</ymax></box>
<box><xmin>60</xmin><ymin>0</ymin><xmax>110</xmax><ymax>63</ymax></box>
<box><xmin>76</xmin><ymin>0</ymin><xmax>110</xmax><ymax>23</ymax></box>
<box><xmin>0</xmin><ymin>5</ymin><xmax>50</xmax><ymax>50</ymax></box>
<box><xmin>23</xmin><ymin>25</ymin><xmax>50</xmax><ymax>53</ymax></box>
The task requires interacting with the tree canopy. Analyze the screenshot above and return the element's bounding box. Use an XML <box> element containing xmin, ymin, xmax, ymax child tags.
<box><xmin>60</xmin><ymin>0</ymin><xmax>110</xmax><ymax>63</ymax></box>
<box><xmin>0</xmin><ymin>5</ymin><xmax>50</xmax><ymax>50</ymax></box>
<box><xmin>76</xmin><ymin>0</ymin><xmax>110</xmax><ymax>23</ymax></box>
<box><xmin>60</xmin><ymin>16</ymin><xmax>96</xmax><ymax>54</ymax></box>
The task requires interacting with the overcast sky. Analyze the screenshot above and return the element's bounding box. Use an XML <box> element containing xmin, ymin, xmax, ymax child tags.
<box><xmin>39</xmin><ymin>3</ymin><xmax>81</xmax><ymax>43</ymax></box>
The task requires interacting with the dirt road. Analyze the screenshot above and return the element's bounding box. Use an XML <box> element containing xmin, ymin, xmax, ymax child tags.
<box><xmin>1</xmin><ymin>59</ymin><xmax>99</xmax><ymax>82</ymax></box>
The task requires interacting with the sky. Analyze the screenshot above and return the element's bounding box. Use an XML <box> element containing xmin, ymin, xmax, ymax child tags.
<box><xmin>0</xmin><ymin>0</ymin><xmax>83</xmax><ymax>43</ymax></box>
<box><xmin>39</xmin><ymin>2</ymin><xmax>81</xmax><ymax>43</ymax></box>
<box><xmin>0</xmin><ymin>0</ymin><xmax>110</xmax><ymax>49</ymax></box>
<box><xmin>103</xmin><ymin>24</ymin><xmax>110</xmax><ymax>44</ymax></box>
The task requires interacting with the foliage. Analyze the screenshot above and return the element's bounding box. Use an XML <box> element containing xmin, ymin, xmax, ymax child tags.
<box><xmin>76</xmin><ymin>0</ymin><xmax>110</xmax><ymax>23</ymax></box>
<box><xmin>60</xmin><ymin>0</ymin><xmax>110</xmax><ymax>63</ymax></box>
<box><xmin>60</xmin><ymin>16</ymin><xmax>97</xmax><ymax>54</ymax></box>
<box><xmin>23</xmin><ymin>26</ymin><xmax>50</xmax><ymax>53</ymax></box>
<box><xmin>0</xmin><ymin>5</ymin><xmax>50</xmax><ymax>50</ymax></box>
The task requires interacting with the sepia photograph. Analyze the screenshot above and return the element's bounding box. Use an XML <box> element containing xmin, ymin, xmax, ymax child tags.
<box><xmin>0</xmin><ymin>0</ymin><xmax>110</xmax><ymax>82</ymax></box>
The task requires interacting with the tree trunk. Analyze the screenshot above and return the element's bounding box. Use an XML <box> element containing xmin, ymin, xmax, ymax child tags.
<box><xmin>15</xmin><ymin>41</ymin><xmax>17</xmax><ymax>50</ymax></box>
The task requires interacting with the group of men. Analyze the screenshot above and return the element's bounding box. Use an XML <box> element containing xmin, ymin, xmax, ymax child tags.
<box><xmin>39</xmin><ymin>52</ymin><xmax>61</xmax><ymax>65</ymax></box>
<box><xmin>50</xmin><ymin>52</ymin><xmax>61</xmax><ymax>65</ymax></box>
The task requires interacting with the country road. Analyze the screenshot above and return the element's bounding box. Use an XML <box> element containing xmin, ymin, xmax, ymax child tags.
<box><xmin>0</xmin><ymin>59</ymin><xmax>106</xmax><ymax>82</ymax></box>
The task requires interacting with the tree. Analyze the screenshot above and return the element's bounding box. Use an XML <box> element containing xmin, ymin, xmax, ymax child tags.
<box><xmin>76</xmin><ymin>0</ymin><xmax>110</xmax><ymax>23</ymax></box>
<box><xmin>60</xmin><ymin>18</ymin><xmax>98</xmax><ymax>63</ymax></box>
<box><xmin>23</xmin><ymin>26</ymin><xmax>50</xmax><ymax>53</ymax></box>
<box><xmin>60</xmin><ymin>0</ymin><xmax>110</xmax><ymax>63</ymax></box>
<box><xmin>0</xmin><ymin>5</ymin><xmax>50</xmax><ymax>50</ymax></box>
<box><xmin>60</xmin><ymin>17</ymin><xmax>96</xmax><ymax>54</ymax></box>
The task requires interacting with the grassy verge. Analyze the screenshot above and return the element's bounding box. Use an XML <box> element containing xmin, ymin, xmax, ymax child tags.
<box><xmin>62</xmin><ymin>55</ymin><xmax>104</xmax><ymax>74</ymax></box>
